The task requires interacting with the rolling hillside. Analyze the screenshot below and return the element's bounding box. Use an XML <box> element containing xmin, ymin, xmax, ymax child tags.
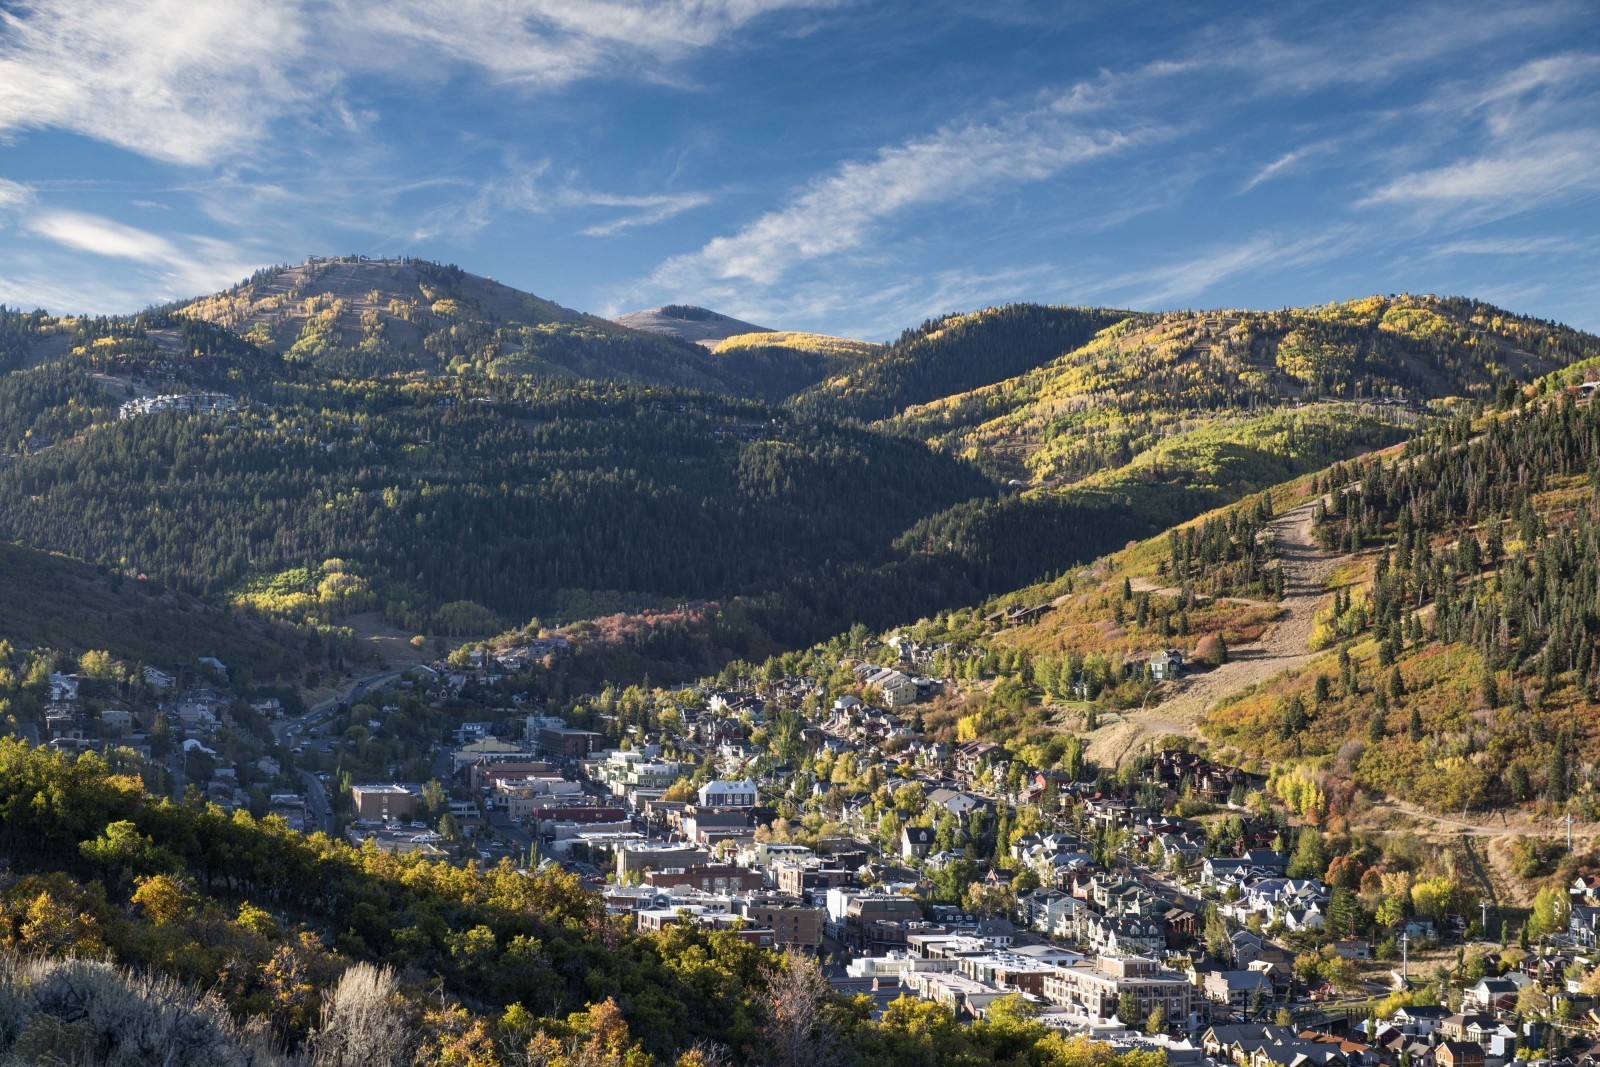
<box><xmin>704</xmin><ymin>329</ymin><xmax>885</xmax><ymax>402</ymax></box>
<box><xmin>178</xmin><ymin>257</ymin><xmax>743</xmax><ymax>389</ymax></box>
<box><xmin>4</xmin><ymin>272</ymin><xmax>1597</xmax><ymax>708</ymax></box>
<box><xmin>857</xmin><ymin>295</ymin><xmax>1600</xmax><ymax>598</ymax></box>
<box><xmin>1199</xmin><ymin>378</ymin><xmax>1600</xmax><ymax>815</ymax></box>
<box><xmin>895</xmin><ymin>362</ymin><xmax>1600</xmax><ymax>819</ymax></box>
<box><xmin>789</xmin><ymin>303</ymin><xmax>1129</xmax><ymax>424</ymax></box>
<box><xmin>0</xmin><ymin>374</ymin><xmax>997</xmax><ymax>640</ymax></box>
<box><xmin>891</xmin><ymin>295</ymin><xmax>1599</xmax><ymax>485</ymax></box>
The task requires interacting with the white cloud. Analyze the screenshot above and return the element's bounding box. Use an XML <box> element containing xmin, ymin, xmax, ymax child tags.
<box><xmin>1083</xmin><ymin>232</ymin><xmax>1353</xmax><ymax>309</ymax></box>
<box><xmin>1357</xmin><ymin>48</ymin><xmax>1600</xmax><ymax>215</ymax></box>
<box><xmin>655</xmin><ymin>96</ymin><xmax>1163</xmax><ymax>288</ymax></box>
<box><xmin>0</xmin><ymin>268</ymin><xmax>147</xmax><ymax>314</ymax></box>
<box><xmin>1471</xmin><ymin>51</ymin><xmax>1600</xmax><ymax>135</ymax></box>
<box><xmin>28</xmin><ymin>210</ymin><xmax>181</xmax><ymax>262</ymax></box>
<box><xmin>1228</xmin><ymin>1</ymin><xmax>1578</xmax><ymax>94</ymax></box>
<box><xmin>0</xmin><ymin>0</ymin><xmax>835</xmax><ymax>167</ymax></box>
<box><xmin>1427</xmin><ymin>235</ymin><xmax>1583</xmax><ymax>256</ymax></box>
<box><xmin>1362</xmin><ymin>130</ymin><xmax>1600</xmax><ymax>208</ymax></box>
<box><xmin>575</xmin><ymin>192</ymin><xmax>712</xmax><ymax>237</ymax></box>
<box><xmin>0</xmin><ymin>179</ymin><xmax>36</xmax><ymax>212</ymax></box>
<box><xmin>23</xmin><ymin>208</ymin><xmax>268</xmax><ymax>304</ymax></box>
<box><xmin>0</xmin><ymin>180</ymin><xmax>36</xmax><ymax>234</ymax></box>
<box><xmin>342</xmin><ymin>0</ymin><xmax>837</xmax><ymax>87</ymax></box>
<box><xmin>0</xmin><ymin>0</ymin><xmax>313</xmax><ymax>166</ymax></box>
<box><xmin>1240</xmin><ymin>142</ymin><xmax>1342</xmax><ymax>193</ymax></box>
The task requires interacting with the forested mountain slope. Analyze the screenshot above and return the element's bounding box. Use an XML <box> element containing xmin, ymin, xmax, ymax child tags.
<box><xmin>0</xmin><ymin>541</ymin><xmax>309</xmax><ymax>682</ymax></box>
<box><xmin>3</xmin><ymin>276</ymin><xmax>1595</xmax><ymax>697</ymax></box>
<box><xmin>864</xmin><ymin>296</ymin><xmax>1599</xmax><ymax>601</ymax></box>
<box><xmin>706</xmin><ymin>330</ymin><xmax>885</xmax><ymax>402</ymax></box>
<box><xmin>1200</xmin><ymin>378</ymin><xmax>1600</xmax><ymax>815</ymax></box>
<box><xmin>789</xmin><ymin>304</ymin><xmax>1131</xmax><ymax>423</ymax></box>
<box><xmin>932</xmin><ymin>365</ymin><xmax>1600</xmax><ymax>817</ymax></box>
<box><xmin>892</xmin><ymin>295</ymin><xmax>1598</xmax><ymax>485</ymax></box>
<box><xmin>0</xmin><ymin>374</ymin><xmax>996</xmax><ymax>639</ymax></box>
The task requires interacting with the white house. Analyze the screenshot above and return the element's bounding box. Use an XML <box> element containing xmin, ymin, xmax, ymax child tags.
<box><xmin>142</xmin><ymin>665</ymin><xmax>176</xmax><ymax>691</ymax></box>
<box><xmin>1148</xmin><ymin>650</ymin><xmax>1184</xmax><ymax>681</ymax></box>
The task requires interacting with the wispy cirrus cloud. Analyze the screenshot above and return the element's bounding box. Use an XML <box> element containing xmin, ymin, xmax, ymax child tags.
<box><xmin>0</xmin><ymin>0</ymin><xmax>314</xmax><ymax>166</ymax></box>
<box><xmin>1240</xmin><ymin>141</ymin><xmax>1342</xmax><ymax>193</ymax></box>
<box><xmin>1359</xmin><ymin>51</ymin><xmax>1600</xmax><ymax>215</ymax></box>
<box><xmin>0</xmin><ymin>180</ymin><xmax>35</xmax><ymax>223</ymax></box>
<box><xmin>398</xmin><ymin>161</ymin><xmax>709</xmax><ymax>242</ymax></box>
<box><xmin>1085</xmin><ymin>231</ymin><xmax>1355</xmax><ymax>309</ymax></box>
<box><xmin>1363</xmin><ymin>130</ymin><xmax>1600</xmax><ymax>208</ymax></box>
<box><xmin>22</xmin><ymin>209</ymin><xmax>266</xmax><ymax>304</ymax></box>
<box><xmin>641</xmin><ymin>2</ymin><xmax>1600</xmax><ymax>332</ymax></box>
<box><xmin>1426</xmin><ymin>235</ymin><xmax>1584</xmax><ymax>257</ymax></box>
<box><xmin>576</xmin><ymin>192</ymin><xmax>712</xmax><ymax>237</ymax></box>
<box><xmin>342</xmin><ymin>0</ymin><xmax>840</xmax><ymax>87</ymax></box>
<box><xmin>653</xmin><ymin>79</ymin><xmax>1174</xmax><ymax>289</ymax></box>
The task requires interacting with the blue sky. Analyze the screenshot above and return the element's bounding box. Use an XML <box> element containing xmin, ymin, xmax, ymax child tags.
<box><xmin>0</xmin><ymin>0</ymin><xmax>1597</xmax><ymax>339</ymax></box>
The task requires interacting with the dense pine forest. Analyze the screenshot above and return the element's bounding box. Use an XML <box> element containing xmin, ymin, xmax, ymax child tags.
<box><xmin>0</xmin><ymin>376</ymin><xmax>993</xmax><ymax>636</ymax></box>
<box><xmin>1204</xmin><ymin>380</ymin><xmax>1600</xmax><ymax>814</ymax></box>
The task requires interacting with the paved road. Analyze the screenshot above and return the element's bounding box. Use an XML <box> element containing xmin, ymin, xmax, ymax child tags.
<box><xmin>299</xmin><ymin>768</ymin><xmax>335</xmax><ymax>834</ymax></box>
<box><xmin>271</xmin><ymin>669</ymin><xmax>400</xmax><ymax>831</ymax></box>
<box><xmin>273</xmin><ymin>669</ymin><xmax>402</xmax><ymax>746</ymax></box>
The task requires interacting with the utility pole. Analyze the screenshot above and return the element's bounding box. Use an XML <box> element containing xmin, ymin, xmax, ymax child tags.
<box><xmin>1566</xmin><ymin>812</ymin><xmax>1575</xmax><ymax>852</ymax></box>
<box><xmin>1481</xmin><ymin>900</ymin><xmax>1490</xmax><ymax>939</ymax></box>
<box><xmin>1399</xmin><ymin>932</ymin><xmax>1410</xmax><ymax>985</ymax></box>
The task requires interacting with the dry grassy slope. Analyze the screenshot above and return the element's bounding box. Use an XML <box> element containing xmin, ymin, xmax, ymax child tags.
<box><xmin>1082</xmin><ymin>495</ymin><xmax>1349</xmax><ymax>767</ymax></box>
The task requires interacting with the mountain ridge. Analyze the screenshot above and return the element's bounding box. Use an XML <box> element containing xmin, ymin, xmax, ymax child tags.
<box><xmin>3</xmin><ymin>263</ymin><xmax>1598</xmax><ymax>688</ymax></box>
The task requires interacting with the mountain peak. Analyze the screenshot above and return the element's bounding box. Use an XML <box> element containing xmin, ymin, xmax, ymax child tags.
<box><xmin>613</xmin><ymin>304</ymin><xmax>773</xmax><ymax>348</ymax></box>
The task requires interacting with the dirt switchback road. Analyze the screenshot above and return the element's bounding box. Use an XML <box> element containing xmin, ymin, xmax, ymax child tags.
<box><xmin>1084</xmin><ymin>499</ymin><xmax>1352</xmax><ymax>767</ymax></box>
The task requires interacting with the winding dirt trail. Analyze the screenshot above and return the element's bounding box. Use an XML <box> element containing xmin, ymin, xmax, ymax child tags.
<box><xmin>1084</xmin><ymin>499</ymin><xmax>1351</xmax><ymax>767</ymax></box>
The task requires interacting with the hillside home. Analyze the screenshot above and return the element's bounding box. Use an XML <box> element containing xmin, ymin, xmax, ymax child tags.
<box><xmin>1148</xmin><ymin>649</ymin><xmax>1184</xmax><ymax>680</ymax></box>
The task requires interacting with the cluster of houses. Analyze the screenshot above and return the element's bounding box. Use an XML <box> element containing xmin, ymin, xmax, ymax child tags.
<box><xmin>13</xmin><ymin>653</ymin><xmax>317</xmax><ymax>821</ymax></box>
<box><xmin>117</xmin><ymin>392</ymin><xmax>238</xmax><ymax>420</ymax></box>
<box><xmin>305</xmin><ymin>645</ymin><xmax>1600</xmax><ymax>1067</ymax></box>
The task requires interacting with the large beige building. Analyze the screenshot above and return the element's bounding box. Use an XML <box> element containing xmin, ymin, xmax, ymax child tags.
<box><xmin>1041</xmin><ymin>955</ymin><xmax>1191</xmax><ymax>1024</ymax></box>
